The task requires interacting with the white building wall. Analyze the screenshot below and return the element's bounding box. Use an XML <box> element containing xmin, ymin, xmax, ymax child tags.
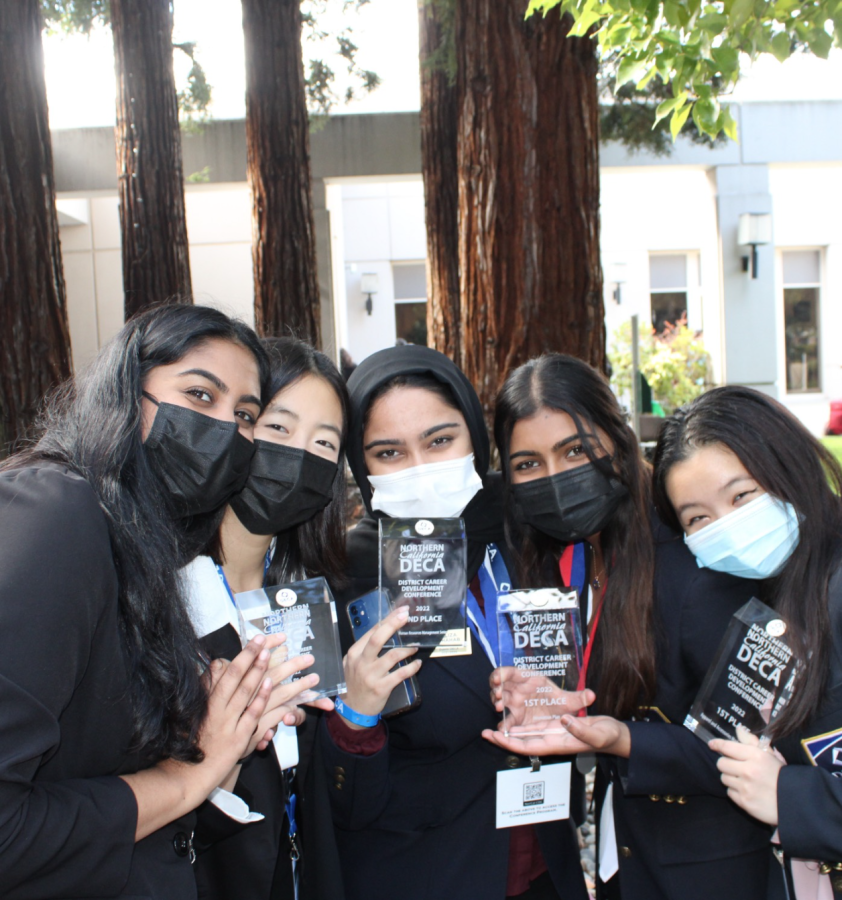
<box><xmin>58</xmin><ymin>183</ymin><xmax>254</xmax><ymax>374</ymax></box>
<box><xmin>769</xmin><ymin>162</ymin><xmax>842</xmax><ymax>433</ymax></box>
<box><xmin>600</xmin><ymin>166</ymin><xmax>723</xmax><ymax>380</ymax></box>
<box><xmin>334</xmin><ymin>178</ymin><xmax>426</xmax><ymax>365</ymax></box>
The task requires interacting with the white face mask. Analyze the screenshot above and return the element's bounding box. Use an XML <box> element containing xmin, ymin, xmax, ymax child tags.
<box><xmin>368</xmin><ymin>453</ymin><xmax>483</xmax><ymax>519</ymax></box>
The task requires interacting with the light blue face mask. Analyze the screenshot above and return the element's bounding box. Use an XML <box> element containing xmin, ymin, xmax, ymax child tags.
<box><xmin>683</xmin><ymin>492</ymin><xmax>800</xmax><ymax>580</ymax></box>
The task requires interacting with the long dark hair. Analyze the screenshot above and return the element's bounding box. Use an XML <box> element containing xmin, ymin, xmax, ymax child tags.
<box><xmin>653</xmin><ymin>385</ymin><xmax>842</xmax><ymax>736</ymax></box>
<box><xmin>5</xmin><ymin>304</ymin><xmax>269</xmax><ymax>763</ymax></box>
<box><xmin>209</xmin><ymin>337</ymin><xmax>350</xmax><ymax>587</ymax></box>
<box><xmin>494</xmin><ymin>353</ymin><xmax>656</xmax><ymax>719</ymax></box>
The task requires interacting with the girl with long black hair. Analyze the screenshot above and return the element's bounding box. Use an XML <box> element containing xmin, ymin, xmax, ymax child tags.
<box><xmin>483</xmin><ymin>355</ymin><xmax>772</xmax><ymax>900</ymax></box>
<box><xmin>652</xmin><ymin>385</ymin><xmax>842</xmax><ymax>893</ymax></box>
<box><xmin>183</xmin><ymin>337</ymin><xmax>350</xmax><ymax>900</ymax></box>
<box><xmin>318</xmin><ymin>345</ymin><xmax>588</xmax><ymax>900</ymax></box>
<box><xmin>0</xmin><ymin>304</ymin><xmax>295</xmax><ymax>900</ymax></box>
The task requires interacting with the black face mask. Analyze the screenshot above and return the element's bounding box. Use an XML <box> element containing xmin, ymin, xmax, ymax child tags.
<box><xmin>143</xmin><ymin>395</ymin><xmax>255</xmax><ymax>517</ymax></box>
<box><xmin>511</xmin><ymin>459</ymin><xmax>628</xmax><ymax>543</ymax></box>
<box><xmin>229</xmin><ymin>441</ymin><xmax>338</xmax><ymax>535</ymax></box>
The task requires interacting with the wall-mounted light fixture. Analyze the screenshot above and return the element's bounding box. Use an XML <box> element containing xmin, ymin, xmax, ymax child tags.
<box><xmin>608</xmin><ymin>262</ymin><xmax>628</xmax><ymax>305</ymax></box>
<box><xmin>361</xmin><ymin>273</ymin><xmax>379</xmax><ymax>316</ymax></box>
<box><xmin>738</xmin><ymin>213</ymin><xmax>772</xmax><ymax>280</ymax></box>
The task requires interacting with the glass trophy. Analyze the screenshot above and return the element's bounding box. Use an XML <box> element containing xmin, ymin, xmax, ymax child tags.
<box><xmin>235</xmin><ymin>576</ymin><xmax>346</xmax><ymax>701</ymax></box>
<box><xmin>378</xmin><ymin>517</ymin><xmax>468</xmax><ymax>648</ymax></box>
<box><xmin>684</xmin><ymin>597</ymin><xmax>799</xmax><ymax>744</ymax></box>
<box><xmin>495</xmin><ymin>588</ymin><xmax>583</xmax><ymax>736</ymax></box>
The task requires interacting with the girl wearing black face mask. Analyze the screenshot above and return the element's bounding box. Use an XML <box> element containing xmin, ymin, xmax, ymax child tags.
<box><xmin>181</xmin><ymin>337</ymin><xmax>350</xmax><ymax>900</ymax></box>
<box><xmin>0</xmin><ymin>304</ymin><xmax>298</xmax><ymax>900</ymax></box>
<box><xmin>483</xmin><ymin>354</ymin><xmax>773</xmax><ymax>900</ymax></box>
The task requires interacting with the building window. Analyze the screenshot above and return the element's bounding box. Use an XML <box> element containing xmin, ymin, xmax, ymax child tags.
<box><xmin>649</xmin><ymin>254</ymin><xmax>688</xmax><ymax>333</ymax></box>
<box><xmin>782</xmin><ymin>250</ymin><xmax>821</xmax><ymax>393</ymax></box>
<box><xmin>393</xmin><ymin>262</ymin><xmax>428</xmax><ymax>346</ymax></box>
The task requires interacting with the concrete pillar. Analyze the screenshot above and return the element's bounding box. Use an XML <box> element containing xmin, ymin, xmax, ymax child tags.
<box><xmin>714</xmin><ymin>164</ymin><xmax>778</xmax><ymax>395</ymax></box>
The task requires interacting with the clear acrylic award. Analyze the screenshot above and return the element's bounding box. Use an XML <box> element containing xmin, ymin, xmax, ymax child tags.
<box><xmin>235</xmin><ymin>576</ymin><xmax>346</xmax><ymax>701</ymax></box>
<box><xmin>378</xmin><ymin>517</ymin><xmax>468</xmax><ymax>648</ymax></box>
<box><xmin>684</xmin><ymin>597</ymin><xmax>799</xmax><ymax>744</ymax></box>
<box><xmin>496</xmin><ymin>588</ymin><xmax>583</xmax><ymax>736</ymax></box>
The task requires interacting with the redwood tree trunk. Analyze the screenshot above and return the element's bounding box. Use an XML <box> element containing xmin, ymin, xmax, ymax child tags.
<box><xmin>112</xmin><ymin>0</ymin><xmax>192</xmax><ymax>320</ymax></box>
<box><xmin>0</xmin><ymin>0</ymin><xmax>72</xmax><ymax>451</ymax></box>
<box><xmin>242</xmin><ymin>0</ymin><xmax>320</xmax><ymax>346</ymax></box>
<box><xmin>418</xmin><ymin>0</ymin><xmax>461</xmax><ymax>364</ymax></box>
<box><xmin>456</xmin><ymin>1</ymin><xmax>604</xmax><ymax>419</ymax></box>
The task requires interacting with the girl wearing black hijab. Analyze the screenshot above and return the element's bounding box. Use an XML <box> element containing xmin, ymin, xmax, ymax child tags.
<box><xmin>318</xmin><ymin>345</ymin><xmax>588</xmax><ymax>900</ymax></box>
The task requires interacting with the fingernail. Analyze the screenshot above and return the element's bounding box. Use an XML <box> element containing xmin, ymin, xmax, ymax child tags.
<box><xmin>263</xmin><ymin>677</ymin><xmax>273</xmax><ymax>690</ymax></box>
<box><xmin>396</xmin><ymin>606</ymin><xmax>410</xmax><ymax>619</ymax></box>
<box><xmin>253</xmin><ymin>633</ymin><xmax>266</xmax><ymax>645</ymax></box>
<box><xmin>259</xmin><ymin>649</ymin><xmax>270</xmax><ymax>661</ymax></box>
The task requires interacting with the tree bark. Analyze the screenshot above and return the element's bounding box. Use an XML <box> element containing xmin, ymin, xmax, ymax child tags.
<box><xmin>111</xmin><ymin>0</ymin><xmax>193</xmax><ymax>320</ymax></box>
<box><xmin>0</xmin><ymin>0</ymin><xmax>72</xmax><ymax>452</ymax></box>
<box><xmin>242</xmin><ymin>0</ymin><xmax>320</xmax><ymax>346</ymax></box>
<box><xmin>455</xmin><ymin>1</ymin><xmax>604</xmax><ymax>419</ymax></box>
<box><xmin>418</xmin><ymin>0</ymin><xmax>461</xmax><ymax>364</ymax></box>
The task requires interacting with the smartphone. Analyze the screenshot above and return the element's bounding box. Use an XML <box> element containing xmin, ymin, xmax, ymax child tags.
<box><xmin>346</xmin><ymin>589</ymin><xmax>422</xmax><ymax>718</ymax></box>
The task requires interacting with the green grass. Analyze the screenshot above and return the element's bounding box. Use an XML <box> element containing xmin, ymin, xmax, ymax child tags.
<box><xmin>821</xmin><ymin>436</ymin><xmax>842</xmax><ymax>467</ymax></box>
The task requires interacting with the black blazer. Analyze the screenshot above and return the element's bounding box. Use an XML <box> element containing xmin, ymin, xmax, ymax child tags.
<box><xmin>0</xmin><ymin>465</ymin><xmax>197</xmax><ymax>900</ymax></box>
<box><xmin>598</xmin><ymin>520</ymin><xmax>775</xmax><ymax>900</ymax></box>
<box><xmin>319</xmin><ymin>543</ymin><xmax>589</xmax><ymax>900</ymax></box>
<box><xmin>776</xmin><ymin>559</ymin><xmax>842</xmax><ymax>871</ymax></box>
<box><xmin>193</xmin><ymin>613</ymin><xmax>344</xmax><ymax>900</ymax></box>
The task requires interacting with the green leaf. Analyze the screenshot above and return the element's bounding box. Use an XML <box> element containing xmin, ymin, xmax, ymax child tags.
<box><xmin>711</xmin><ymin>45</ymin><xmax>739</xmax><ymax>77</ymax></box>
<box><xmin>720</xmin><ymin>105</ymin><xmax>739</xmax><ymax>142</ymax></box>
<box><xmin>654</xmin><ymin>92</ymin><xmax>687</xmax><ymax>124</ymax></box>
<box><xmin>617</xmin><ymin>54</ymin><xmax>648</xmax><ymax>86</ymax></box>
<box><xmin>698</xmin><ymin>12</ymin><xmax>727</xmax><ymax>34</ymax></box>
<box><xmin>808</xmin><ymin>29</ymin><xmax>833</xmax><ymax>59</ymax></box>
<box><xmin>670</xmin><ymin>102</ymin><xmax>692</xmax><ymax>140</ymax></box>
<box><xmin>730</xmin><ymin>0</ymin><xmax>755</xmax><ymax>28</ymax></box>
<box><xmin>770</xmin><ymin>31</ymin><xmax>792</xmax><ymax>62</ymax></box>
<box><xmin>692</xmin><ymin>96</ymin><xmax>720</xmax><ymax>138</ymax></box>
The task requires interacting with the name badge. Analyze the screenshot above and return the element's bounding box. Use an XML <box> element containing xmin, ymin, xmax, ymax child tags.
<box><xmin>430</xmin><ymin>627</ymin><xmax>472</xmax><ymax>658</ymax></box>
<box><xmin>495</xmin><ymin>762</ymin><xmax>571</xmax><ymax>828</ymax></box>
<box><xmin>802</xmin><ymin>727</ymin><xmax>842</xmax><ymax>776</ymax></box>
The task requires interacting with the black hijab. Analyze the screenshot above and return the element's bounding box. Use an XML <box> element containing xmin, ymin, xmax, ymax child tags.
<box><xmin>342</xmin><ymin>345</ymin><xmax>505</xmax><ymax>598</ymax></box>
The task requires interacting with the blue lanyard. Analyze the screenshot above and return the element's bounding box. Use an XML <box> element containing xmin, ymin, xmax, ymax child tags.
<box><xmin>215</xmin><ymin>550</ymin><xmax>273</xmax><ymax>608</ymax></box>
<box><xmin>285</xmin><ymin>790</ymin><xmax>300</xmax><ymax>861</ymax></box>
<box><xmin>466</xmin><ymin>543</ymin><xmax>512</xmax><ymax>668</ymax></box>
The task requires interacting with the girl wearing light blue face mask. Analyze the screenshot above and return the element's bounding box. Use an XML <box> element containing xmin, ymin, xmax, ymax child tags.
<box><xmin>654</xmin><ymin>385</ymin><xmax>842</xmax><ymax>896</ymax></box>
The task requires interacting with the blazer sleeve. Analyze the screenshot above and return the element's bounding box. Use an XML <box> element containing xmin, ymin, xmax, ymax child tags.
<box><xmin>0</xmin><ymin>466</ymin><xmax>139</xmax><ymax>899</ymax></box>
<box><xmin>777</xmin><ymin>763</ymin><xmax>842</xmax><ymax>861</ymax></box>
<box><xmin>318</xmin><ymin>715</ymin><xmax>392</xmax><ymax>831</ymax></box>
<box><xmin>623</xmin><ymin>542</ymin><xmax>756</xmax><ymax>799</ymax></box>
<box><xmin>623</xmin><ymin>722</ymin><xmax>728</xmax><ymax>797</ymax></box>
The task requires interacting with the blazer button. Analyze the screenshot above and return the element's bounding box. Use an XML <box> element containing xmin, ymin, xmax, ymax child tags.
<box><xmin>334</xmin><ymin>782</ymin><xmax>344</xmax><ymax>790</ymax></box>
<box><xmin>505</xmin><ymin>755</ymin><xmax>521</xmax><ymax>769</ymax></box>
<box><xmin>664</xmin><ymin>795</ymin><xmax>675</xmax><ymax>804</ymax></box>
<box><xmin>677</xmin><ymin>796</ymin><xmax>687</xmax><ymax>805</ymax></box>
<box><xmin>336</xmin><ymin>773</ymin><xmax>346</xmax><ymax>784</ymax></box>
<box><xmin>619</xmin><ymin>846</ymin><xmax>632</xmax><ymax>858</ymax></box>
<box><xmin>172</xmin><ymin>832</ymin><xmax>191</xmax><ymax>857</ymax></box>
<box><xmin>334</xmin><ymin>766</ymin><xmax>346</xmax><ymax>776</ymax></box>
<box><xmin>648</xmin><ymin>794</ymin><xmax>660</xmax><ymax>802</ymax></box>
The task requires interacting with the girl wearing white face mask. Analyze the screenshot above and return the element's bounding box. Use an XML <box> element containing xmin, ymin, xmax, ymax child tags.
<box><xmin>653</xmin><ymin>385</ymin><xmax>842</xmax><ymax>899</ymax></box>
<box><xmin>318</xmin><ymin>345</ymin><xmax>588</xmax><ymax>900</ymax></box>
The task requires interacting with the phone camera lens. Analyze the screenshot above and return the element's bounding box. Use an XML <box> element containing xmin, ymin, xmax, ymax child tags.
<box><xmin>350</xmin><ymin>606</ymin><xmax>357</xmax><ymax>615</ymax></box>
<box><xmin>353</xmin><ymin>617</ymin><xmax>362</xmax><ymax>627</ymax></box>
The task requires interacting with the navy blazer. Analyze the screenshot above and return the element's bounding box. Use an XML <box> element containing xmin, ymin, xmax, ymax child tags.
<box><xmin>0</xmin><ymin>465</ymin><xmax>198</xmax><ymax>900</ymax></box>
<box><xmin>597</xmin><ymin>521</ymin><xmax>775</xmax><ymax>900</ymax></box>
<box><xmin>320</xmin><ymin>543</ymin><xmax>588</xmax><ymax>900</ymax></box>
<box><xmin>776</xmin><ymin>560</ymin><xmax>842</xmax><ymax>872</ymax></box>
